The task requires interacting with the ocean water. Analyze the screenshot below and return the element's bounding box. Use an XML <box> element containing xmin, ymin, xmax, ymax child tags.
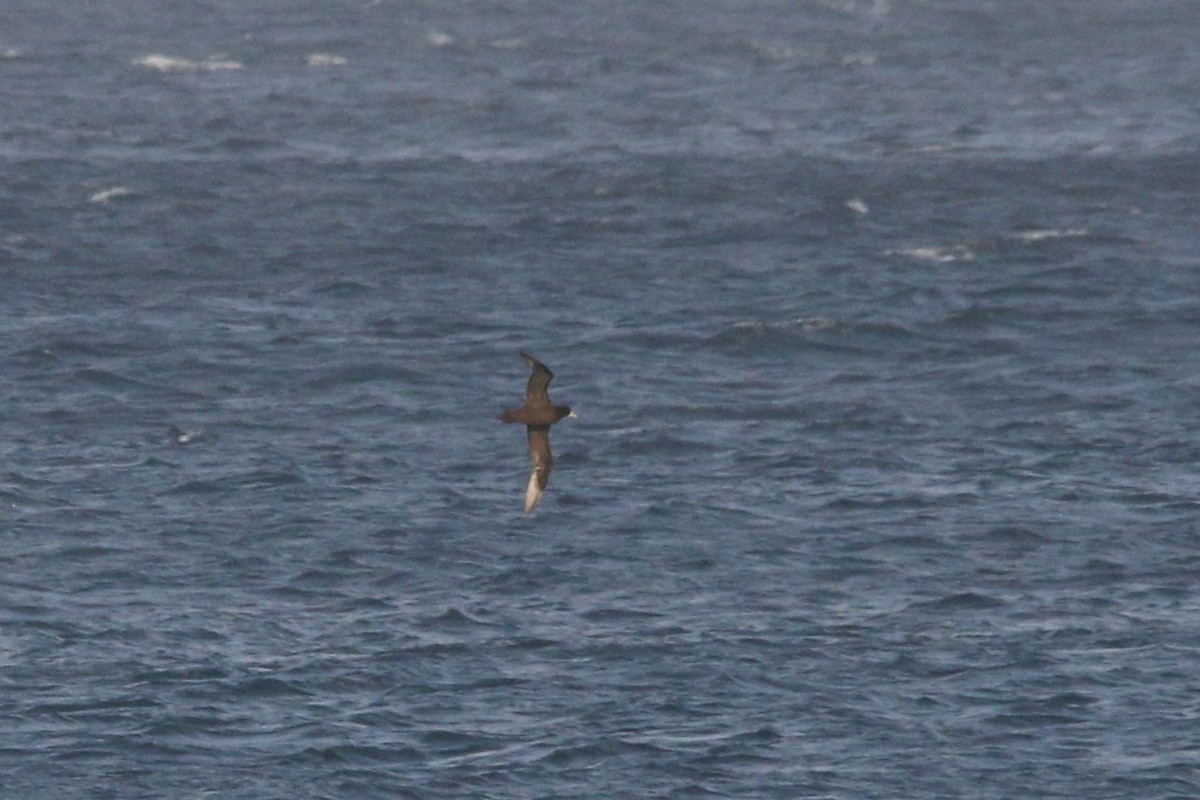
<box><xmin>3</xmin><ymin>2</ymin><xmax>1200</xmax><ymax>798</ymax></box>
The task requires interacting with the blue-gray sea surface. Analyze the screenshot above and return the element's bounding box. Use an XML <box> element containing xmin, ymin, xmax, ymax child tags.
<box><xmin>2</xmin><ymin>2</ymin><xmax>1199</xmax><ymax>798</ymax></box>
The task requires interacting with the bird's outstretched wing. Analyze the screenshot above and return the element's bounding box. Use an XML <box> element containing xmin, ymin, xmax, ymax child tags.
<box><xmin>524</xmin><ymin>425</ymin><xmax>553</xmax><ymax>514</ymax></box>
<box><xmin>521</xmin><ymin>352</ymin><xmax>554</xmax><ymax>408</ymax></box>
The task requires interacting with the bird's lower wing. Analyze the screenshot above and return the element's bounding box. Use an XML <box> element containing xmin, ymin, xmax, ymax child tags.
<box><xmin>525</xmin><ymin>426</ymin><xmax>554</xmax><ymax>514</ymax></box>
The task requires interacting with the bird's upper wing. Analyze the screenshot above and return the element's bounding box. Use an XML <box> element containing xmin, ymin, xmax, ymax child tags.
<box><xmin>521</xmin><ymin>352</ymin><xmax>554</xmax><ymax>407</ymax></box>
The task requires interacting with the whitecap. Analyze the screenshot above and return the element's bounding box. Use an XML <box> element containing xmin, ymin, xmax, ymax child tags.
<box><xmin>89</xmin><ymin>187</ymin><xmax>135</xmax><ymax>204</ymax></box>
<box><xmin>306</xmin><ymin>53</ymin><xmax>347</xmax><ymax>67</ymax></box>
<box><xmin>887</xmin><ymin>245</ymin><xmax>976</xmax><ymax>263</ymax></box>
<box><xmin>135</xmin><ymin>54</ymin><xmax>243</xmax><ymax>72</ymax></box>
<box><xmin>1008</xmin><ymin>228</ymin><xmax>1088</xmax><ymax>242</ymax></box>
<box><xmin>841</xmin><ymin>52</ymin><xmax>877</xmax><ymax>67</ymax></box>
<box><xmin>797</xmin><ymin>316</ymin><xmax>839</xmax><ymax>332</ymax></box>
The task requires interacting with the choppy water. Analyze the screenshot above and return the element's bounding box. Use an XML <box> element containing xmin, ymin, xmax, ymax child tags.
<box><xmin>3</xmin><ymin>2</ymin><xmax>1200</xmax><ymax>798</ymax></box>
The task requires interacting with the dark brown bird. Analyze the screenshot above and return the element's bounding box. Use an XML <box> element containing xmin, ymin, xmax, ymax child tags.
<box><xmin>499</xmin><ymin>352</ymin><xmax>576</xmax><ymax>513</ymax></box>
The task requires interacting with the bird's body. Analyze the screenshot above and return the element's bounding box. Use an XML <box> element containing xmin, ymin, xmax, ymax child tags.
<box><xmin>499</xmin><ymin>352</ymin><xmax>575</xmax><ymax>513</ymax></box>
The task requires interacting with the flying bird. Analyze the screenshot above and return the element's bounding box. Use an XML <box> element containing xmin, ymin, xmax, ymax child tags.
<box><xmin>499</xmin><ymin>352</ymin><xmax>576</xmax><ymax>513</ymax></box>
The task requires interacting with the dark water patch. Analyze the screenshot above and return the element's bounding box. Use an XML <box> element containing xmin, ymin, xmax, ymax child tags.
<box><xmin>535</xmin><ymin>736</ymin><xmax>671</xmax><ymax>767</ymax></box>
<box><xmin>131</xmin><ymin>663</ymin><xmax>229</xmax><ymax>686</ymax></box>
<box><xmin>310</xmin><ymin>278</ymin><xmax>378</xmax><ymax>296</ymax></box>
<box><xmin>910</xmin><ymin>592</ymin><xmax>1008</xmax><ymax>612</ymax></box>
<box><xmin>26</xmin><ymin>693</ymin><xmax>163</xmax><ymax>719</ymax></box>
<box><xmin>138</xmin><ymin>455</ymin><xmax>180</xmax><ymax>469</ymax></box>
<box><xmin>984</xmin><ymin>711</ymin><xmax>1086</xmax><ymax>730</ymax></box>
<box><xmin>864</xmin><ymin>532</ymin><xmax>952</xmax><ymax>552</ymax></box>
<box><xmin>9</xmin><ymin>345</ymin><xmax>62</xmax><ymax>365</ymax></box>
<box><xmin>469</xmin><ymin>564</ymin><xmax>570</xmax><ymax>595</ymax></box>
<box><xmin>33</xmin><ymin>542</ymin><xmax>131</xmax><ymax>560</ymax></box>
<box><xmin>210</xmin><ymin>135</ymin><xmax>285</xmax><ymax>154</ymax></box>
<box><xmin>276</xmin><ymin>566</ymin><xmax>356</xmax><ymax>593</ymax></box>
<box><xmin>162</xmin><ymin>469</ymin><xmax>306</xmax><ymax>496</ymax></box>
<box><xmin>1136</xmin><ymin>438</ymin><xmax>1200</xmax><ymax>463</ymax></box>
<box><xmin>1040</xmin><ymin>691</ymin><xmax>1099</xmax><ymax>710</ymax></box>
<box><xmin>3</xmin><ymin>470</ymin><xmax>70</xmax><ymax>489</ymax></box>
<box><xmin>28</xmin><ymin>336</ymin><xmax>136</xmax><ymax>360</ymax></box>
<box><xmin>580</xmin><ymin>607</ymin><xmax>664</xmax><ymax>623</ymax></box>
<box><xmin>421</xmin><ymin>729</ymin><xmax>507</xmax><ymax>758</ymax></box>
<box><xmin>941</xmin><ymin>298</ymin><xmax>1087</xmax><ymax>331</ymax></box>
<box><xmin>979</xmin><ymin>525</ymin><xmax>1050</xmax><ymax>545</ymax></box>
<box><xmin>284</xmin><ymin>743</ymin><xmax>424</xmax><ymax>766</ymax></box>
<box><xmin>602</xmin><ymin>326</ymin><xmax>708</xmax><ymax>352</ymax></box>
<box><xmin>303</xmin><ymin>362</ymin><xmax>421</xmax><ymax>389</ymax></box>
<box><xmin>503</xmin><ymin>636</ymin><xmax>562</xmax><ymax>652</ymax></box>
<box><xmin>820</xmin><ymin>492</ymin><xmax>945</xmax><ymax>512</ymax></box>
<box><xmin>418</xmin><ymin>607</ymin><xmax>491</xmax><ymax>629</ymax></box>
<box><xmin>231</xmin><ymin>675</ymin><xmax>311</xmax><ymax>699</ymax></box>
<box><xmin>605</xmin><ymin>427</ymin><xmax>724</xmax><ymax>456</ymax></box>
<box><xmin>68</xmin><ymin>367</ymin><xmax>200</xmax><ymax>399</ymax></box>
<box><xmin>687</xmin><ymin>727</ymin><xmax>784</xmax><ymax>768</ymax></box>
<box><xmin>705</xmin><ymin>318</ymin><xmax>921</xmax><ymax>358</ymax></box>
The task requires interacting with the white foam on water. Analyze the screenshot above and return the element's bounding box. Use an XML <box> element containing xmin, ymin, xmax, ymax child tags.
<box><xmin>135</xmin><ymin>54</ymin><xmax>243</xmax><ymax>72</ymax></box>
<box><xmin>306</xmin><ymin>53</ymin><xmax>347</xmax><ymax>67</ymax></box>
<box><xmin>887</xmin><ymin>245</ymin><xmax>976</xmax><ymax>263</ymax></box>
<box><xmin>89</xmin><ymin>187</ymin><xmax>135</xmax><ymax>204</ymax></box>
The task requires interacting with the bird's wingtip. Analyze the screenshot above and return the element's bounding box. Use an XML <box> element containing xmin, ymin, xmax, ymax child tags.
<box><xmin>523</xmin><ymin>470</ymin><xmax>544</xmax><ymax>514</ymax></box>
